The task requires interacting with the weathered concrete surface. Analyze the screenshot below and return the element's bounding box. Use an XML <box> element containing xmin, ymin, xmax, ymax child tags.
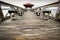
<box><xmin>0</xmin><ymin>11</ymin><xmax>60</xmax><ymax>40</ymax></box>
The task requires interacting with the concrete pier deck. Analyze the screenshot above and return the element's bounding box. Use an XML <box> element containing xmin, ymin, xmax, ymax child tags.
<box><xmin>0</xmin><ymin>11</ymin><xmax>60</xmax><ymax>40</ymax></box>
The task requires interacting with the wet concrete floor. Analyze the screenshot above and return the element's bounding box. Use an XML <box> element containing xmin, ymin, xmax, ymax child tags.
<box><xmin>0</xmin><ymin>11</ymin><xmax>60</xmax><ymax>40</ymax></box>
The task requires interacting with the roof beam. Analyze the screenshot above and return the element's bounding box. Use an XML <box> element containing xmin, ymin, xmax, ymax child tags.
<box><xmin>41</xmin><ymin>0</ymin><xmax>60</xmax><ymax>7</ymax></box>
<box><xmin>34</xmin><ymin>0</ymin><xmax>60</xmax><ymax>9</ymax></box>
<box><xmin>0</xmin><ymin>1</ymin><xmax>21</xmax><ymax>8</ymax></box>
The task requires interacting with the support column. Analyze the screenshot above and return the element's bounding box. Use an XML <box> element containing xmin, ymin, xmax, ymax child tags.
<box><xmin>55</xmin><ymin>3</ymin><xmax>60</xmax><ymax>20</ymax></box>
<box><xmin>43</xmin><ymin>13</ymin><xmax>45</xmax><ymax>19</ymax></box>
<box><xmin>42</xmin><ymin>7</ymin><xmax>47</xmax><ymax>19</ymax></box>
<box><xmin>25</xmin><ymin>7</ymin><xmax>27</xmax><ymax>11</ymax></box>
<box><xmin>0</xmin><ymin>4</ymin><xmax>4</xmax><ymax>22</ymax></box>
<box><xmin>10</xmin><ymin>6</ymin><xmax>14</xmax><ymax>20</ymax></box>
<box><xmin>30</xmin><ymin>7</ymin><xmax>32</xmax><ymax>11</ymax></box>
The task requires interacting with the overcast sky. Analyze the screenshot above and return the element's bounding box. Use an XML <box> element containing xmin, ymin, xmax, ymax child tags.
<box><xmin>0</xmin><ymin>0</ymin><xmax>59</xmax><ymax>8</ymax></box>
